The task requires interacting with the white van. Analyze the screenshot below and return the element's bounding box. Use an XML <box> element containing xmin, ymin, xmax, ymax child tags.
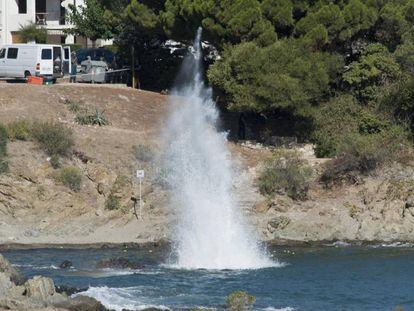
<box><xmin>0</xmin><ymin>44</ymin><xmax>71</xmax><ymax>80</ymax></box>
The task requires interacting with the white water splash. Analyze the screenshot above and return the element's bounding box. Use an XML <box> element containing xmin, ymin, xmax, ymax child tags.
<box><xmin>163</xmin><ymin>28</ymin><xmax>277</xmax><ymax>270</ymax></box>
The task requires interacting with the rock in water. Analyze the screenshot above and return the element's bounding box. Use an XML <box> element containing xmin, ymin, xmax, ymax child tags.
<box><xmin>55</xmin><ymin>295</ymin><xmax>110</xmax><ymax>311</ymax></box>
<box><xmin>0</xmin><ymin>254</ymin><xmax>26</xmax><ymax>285</ymax></box>
<box><xmin>59</xmin><ymin>260</ymin><xmax>73</xmax><ymax>269</ymax></box>
<box><xmin>96</xmin><ymin>257</ymin><xmax>145</xmax><ymax>270</ymax></box>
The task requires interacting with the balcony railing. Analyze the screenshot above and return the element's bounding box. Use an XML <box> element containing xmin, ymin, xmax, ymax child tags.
<box><xmin>36</xmin><ymin>11</ymin><xmax>66</xmax><ymax>26</ymax></box>
<box><xmin>35</xmin><ymin>12</ymin><xmax>48</xmax><ymax>25</ymax></box>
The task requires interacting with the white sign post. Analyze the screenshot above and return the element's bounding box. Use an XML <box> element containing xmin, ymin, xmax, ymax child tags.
<box><xmin>136</xmin><ymin>170</ymin><xmax>145</xmax><ymax>220</ymax></box>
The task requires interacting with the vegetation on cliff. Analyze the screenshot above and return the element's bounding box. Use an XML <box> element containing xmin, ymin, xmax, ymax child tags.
<box><xmin>68</xmin><ymin>1</ymin><xmax>414</xmax><ymax>171</ymax></box>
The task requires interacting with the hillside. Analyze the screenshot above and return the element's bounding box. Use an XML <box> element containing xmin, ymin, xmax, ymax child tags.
<box><xmin>0</xmin><ymin>83</ymin><xmax>414</xmax><ymax>248</ymax></box>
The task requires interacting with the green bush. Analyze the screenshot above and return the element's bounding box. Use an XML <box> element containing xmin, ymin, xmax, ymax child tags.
<box><xmin>7</xmin><ymin>120</ymin><xmax>31</xmax><ymax>141</ymax></box>
<box><xmin>76</xmin><ymin>108</ymin><xmax>109</xmax><ymax>126</ymax></box>
<box><xmin>50</xmin><ymin>155</ymin><xmax>61</xmax><ymax>169</ymax></box>
<box><xmin>0</xmin><ymin>124</ymin><xmax>8</xmax><ymax>174</ymax></box>
<box><xmin>258</xmin><ymin>149</ymin><xmax>312</xmax><ymax>200</ymax></box>
<box><xmin>132</xmin><ymin>144</ymin><xmax>154</xmax><ymax>162</ymax></box>
<box><xmin>19</xmin><ymin>22</ymin><xmax>47</xmax><ymax>43</ymax></box>
<box><xmin>312</xmin><ymin>95</ymin><xmax>402</xmax><ymax>158</ymax></box>
<box><xmin>321</xmin><ymin>127</ymin><xmax>409</xmax><ymax>186</ymax></box>
<box><xmin>105</xmin><ymin>194</ymin><xmax>121</xmax><ymax>210</ymax></box>
<box><xmin>225</xmin><ymin>291</ymin><xmax>255</xmax><ymax>311</ymax></box>
<box><xmin>31</xmin><ymin>122</ymin><xmax>74</xmax><ymax>157</ymax></box>
<box><xmin>56</xmin><ymin>167</ymin><xmax>82</xmax><ymax>192</ymax></box>
<box><xmin>64</xmin><ymin>99</ymin><xmax>81</xmax><ymax>113</ymax></box>
<box><xmin>0</xmin><ymin>124</ymin><xmax>7</xmax><ymax>158</ymax></box>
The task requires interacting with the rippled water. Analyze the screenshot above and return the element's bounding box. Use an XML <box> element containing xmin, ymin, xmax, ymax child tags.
<box><xmin>2</xmin><ymin>245</ymin><xmax>414</xmax><ymax>310</ymax></box>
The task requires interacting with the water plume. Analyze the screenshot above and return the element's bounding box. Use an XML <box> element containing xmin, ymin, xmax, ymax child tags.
<box><xmin>163</xmin><ymin>27</ymin><xmax>277</xmax><ymax>270</ymax></box>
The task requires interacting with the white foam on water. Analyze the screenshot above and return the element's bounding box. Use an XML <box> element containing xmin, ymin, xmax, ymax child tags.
<box><xmin>12</xmin><ymin>264</ymin><xmax>60</xmax><ymax>270</ymax></box>
<box><xmin>162</xmin><ymin>27</ymin><xmax>278</xmax><ymax>270</ymax></box>
<box><xmin>75</xmin><ymin>286</ymin><xmax>170</xmax><ymax>311</ymax></box>
<box><xmin>262</xmin><ymin>307</ymin><xmax>296</xmax><ymax>311</ymax></box>
<box><xmin>370</xmin><ymin>242</ymin><xmax>414</xmax><ymax>248</ymax></box>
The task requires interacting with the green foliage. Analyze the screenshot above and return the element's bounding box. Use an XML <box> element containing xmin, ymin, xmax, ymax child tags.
<box><xmin>76</xmin><ymin>108</ymin><xmax>109</xmax><ymax>126</ymax></box>
<box><xmin>7</xmin><ymin>120</ymin><xmax>30</xmax><ymax>141</ymax></box>
<box><xmin>343</xmin><ymin>43</ymin><xmax>401</xmax><ymax>102</ymax></box>
<box><xmin>382</xmin><ymin>77</ymin><xmax>414</xmax><ymax>128</ymax></box>
<box><xmin>105</xmin><ymin>194</ymin><xmax>121</xmax><ymax>210</ymax></box>
<box><xmin>321</xmin><ymin>126</ymin><xmax>409</xmax><ymax>185</ymax></box>
<box><xmin>67</xmin><ymin>0</ymin><xmax>114</xmax><ymax>42</ymax></box>
<box><xmin>50</xmin><ymin>155</ymin><xmax>61</xmax><ymax>169</ymax></box>
<box><xmin>312</xmin><ymin>95</ymin><xmax>403</xmax><ymax>158</ymax></box>
<box><xmin>105</xmin><ymin>175</ymin><xmax>131</xmax><ymax>210</ymax></box>
<box><xmin>225</xmin><ymin>291</ymin><xmax>256</xmax><ymax>311</ymax></box>
<box><xmin>162</xmin><ymin>0</ymin><xmax>277</xmax><ymax>47</ymax></box>
<box><xmin>0</xmin><ymin>124</ymin><xmax>8</xmax><ymax>174</ymax></box>
<box><xmin>19</xmin><ymin>23</ymin><xmax>47</xmax><ymax>43</ymax></box>
<box><xmin>259</xmin><ymin>149</ymin><xmax>312</xmax><ymax>200</ymax></box>
<box><xmin>0</xmin><ymin>124</ymin><xmax>8</xmax><ymax>158</ymax></box>
<box><xmin>132</xmin><ymin>144</ymin><xmax>154</xmax><ymax>162</ymax></box>
<box><xmin>56</xmin><ymin>167</ymin><xmax>82</xmax><ymax>192</ymax></box>
<box><xmin>208</xmin><ymin>40</ymin><xmax>342</xmax><ymax>113</ymax></box>
<box><xmin>31</xmin><ymin>122</ymin><xmax>74</xmax><ymax>157</ymax></box>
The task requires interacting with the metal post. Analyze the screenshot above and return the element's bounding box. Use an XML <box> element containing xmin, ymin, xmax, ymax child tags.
<box><xmin>136</xmin><ymin>169</ymin><xmax>144</xmax><ymax>221</ymax></box>
<box><xmin>139</xmin><ymin>176</ymin><xmax>142</xmax><ymax>220</ymax></box>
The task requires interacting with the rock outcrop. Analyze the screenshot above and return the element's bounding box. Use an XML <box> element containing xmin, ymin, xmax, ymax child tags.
<box><xmin>96</xmin><ymin>257</ymin><xmax>145</xmax><ymax>270</ymax></box>
<box><xmin>0</xmin><ymin>253</ymin><xmax>110</xmax><ymax>311</ymax></box>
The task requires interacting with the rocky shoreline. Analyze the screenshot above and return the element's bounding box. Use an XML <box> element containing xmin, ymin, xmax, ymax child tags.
<box><xmin>1</xmin><ymin>238</ymin><xmax>413</xmax><ymax>251</ymax></box>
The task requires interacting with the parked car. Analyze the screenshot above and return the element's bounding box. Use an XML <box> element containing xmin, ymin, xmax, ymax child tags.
<box><xmin>76</xmin><ymin>48</ymin><xmax>114</xmax><ymax>67</ymax></box>
<box><xmin>0</xmin><ymin>44</ymin><xmax>71</xmax><ymax>80</ymax></box>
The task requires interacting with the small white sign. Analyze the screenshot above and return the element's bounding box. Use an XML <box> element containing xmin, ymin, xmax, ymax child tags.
<box><xmin>136</xmin><ymin>170</ymin><xmax>145</xmax><ymax>178</ymax></box>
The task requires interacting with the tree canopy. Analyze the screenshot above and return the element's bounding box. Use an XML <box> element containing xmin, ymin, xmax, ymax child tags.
<box><xmin>69</xmin><ymin>0</ymin><xmax>414</xmax><ymax>156</ymax></box>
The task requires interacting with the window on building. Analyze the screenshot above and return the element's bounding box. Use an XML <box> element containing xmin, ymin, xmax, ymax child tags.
<box><xmin>7</xmin><ymin>48</ymin><xmax>18</xmax><ymax>59</ymax></box>
<box><xmin>41</xmin><ymin>49</ymin><xmax>52</xmax><ymax>60</ymax></box>
<box><xmin>18</xmin><ymin>0</ymin><xmax>27</xmax><ymax>14</ymax></box>
<box><xmin>60</xmin><ymin>1</ymin><xmax>66</xmax><ymax>25</ymax></box>
<box><xmin>0</xmin><ymin>49</ymin><xmax>5</xmax><ymax>59</ymax></box>
<box><xmin>35</xmin><ymin>0</ymin><xmax>46</xmax><ymax>13</ymax></box>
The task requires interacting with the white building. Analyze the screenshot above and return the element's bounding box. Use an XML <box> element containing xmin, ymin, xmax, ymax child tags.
<box><xmin>0</xmin><ymin>0</ymin><xmax>101</xmax><ymax>47</ymax></box>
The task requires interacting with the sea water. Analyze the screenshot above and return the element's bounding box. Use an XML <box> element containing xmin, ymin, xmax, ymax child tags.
<box><xmin>3</xmin><ymin>245</ymin><xmax>414</xmax><ymax>311</ymax></box>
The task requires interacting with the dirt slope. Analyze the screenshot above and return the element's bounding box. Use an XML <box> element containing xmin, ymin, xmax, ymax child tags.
<box><xmin>1</xmin><ymin>83</ymin><xmax>414</xmax><ymax>247</ymax></box>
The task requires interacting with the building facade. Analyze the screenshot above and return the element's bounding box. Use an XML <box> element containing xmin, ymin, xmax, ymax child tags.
<box><xmin>0</xmin><ymin>0</ymin><xmax>90</xmax><ymax>46</ymax></box>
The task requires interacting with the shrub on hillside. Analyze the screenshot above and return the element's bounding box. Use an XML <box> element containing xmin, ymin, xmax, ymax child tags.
<box><xmin>225</xmin><ymin>291</ymin><xmax>255</xmax><ymax>311</ymax></box>
<box><xmin>76</xmin><ymin>108</ymin><xmax>109</xmax><ymax>126</ymax></box>
<box><xmin>0</xmin><ymin>124</ymin><xmax>8</xmax><ymax>174</ymax></box>
<box><xmin>258</xmin><ymin>149</ymin><xmax>312</xmax><ymax>200</ymax></box>
<box><xmin>31</xmin><ymin>122</ymin><xmax>74</xmax><ymax>157</ymax></box>
<box><xmin>50</xmin><ymin>155</ymin><xmax>61</xmax><ymax>169</ymax></box>
<box><xmin>56</xmin><ymin>167</ymin><xmax>82</xmax><ymax>192</ymax></box>
<box><xmin>7</xmin><ymin>120</ymin><xmax>31</xmax><ymax>141</ymax></box>
<box><xmin>313</xmin><ymin>95</ymin><xmax>408</xmax><ymax>158</ymax></box>
<box><xmin>105</xmin><ymin>194</ymin><xmax>121</xmax><ymax>210</ymax></box>
<box><xmin>321</xmin><ymin>127</ymin><xmax>409</xmax><ymax>186</ymax></box>
<box><xmin>132</xmin><ymin>144</ymin><xmax>154</xmax><ymax>162</ymax></box>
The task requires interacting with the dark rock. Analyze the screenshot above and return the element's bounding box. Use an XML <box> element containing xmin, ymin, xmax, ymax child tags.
<box><xmin>0</xmin><ymin>253</ymin><xmax>27</xmax><ymax>285</ymax></box>
<box><xmin>55</xmin><ymin>285</ymin><xmax>86</xmax><ymax>296</ymax></box>
<box><xmin>96</xmin><ymin>257</ymin><xmax>145</xmax><ymax>270</ymax></box>
<box><xmin>59</xmin><ymin>260</ymin><xmax>73</xmax><ymax>269</ymax></box>
<box><xmin>55</xmin><ymin>295</ymin><xmax>111</xmax><ymax>311</ymax></box>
